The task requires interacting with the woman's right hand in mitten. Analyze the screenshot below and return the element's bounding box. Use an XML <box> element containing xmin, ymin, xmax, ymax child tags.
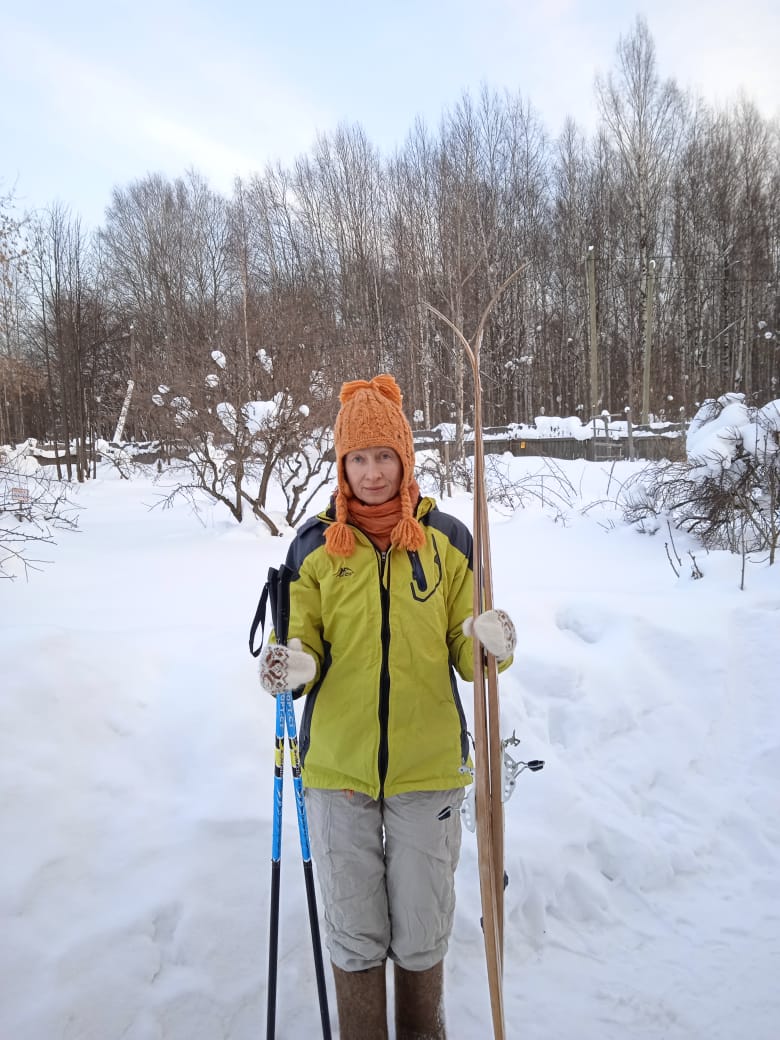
<box><xmin>258</xmin><ymin>638</ymin><xmax>317</xmax><ymax>695</ymax></box>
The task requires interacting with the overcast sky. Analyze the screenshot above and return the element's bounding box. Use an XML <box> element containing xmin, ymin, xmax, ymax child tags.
<box><xmin>4</xmin><ymin>0</ymin><xmax>779</xmax><ymax>228</ymax></box>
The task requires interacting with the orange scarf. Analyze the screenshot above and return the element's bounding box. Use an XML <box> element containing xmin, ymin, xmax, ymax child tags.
<box><xmin>347</xmin><ymin>477</ymin><xmax>422</xmax><ymax>552</ymax></box>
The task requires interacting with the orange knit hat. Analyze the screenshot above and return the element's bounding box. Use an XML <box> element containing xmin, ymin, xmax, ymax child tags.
<box><xmin>324</xmin><ymin>374</ymin><xmax>425</xmax><ymax>557</ymax></box>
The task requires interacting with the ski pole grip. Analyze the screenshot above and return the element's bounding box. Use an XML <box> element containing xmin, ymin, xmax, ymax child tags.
<box><xmin>270</xmin><ymin>564</ymin><xmax>293</xmax><ymax>646</ymax></box>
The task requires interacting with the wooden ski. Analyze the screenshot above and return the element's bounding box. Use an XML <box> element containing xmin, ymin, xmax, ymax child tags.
<box><xmin>426</xmin><ymin>264</ymin><xmax>526</xmax><ymax>1040</ymax></box>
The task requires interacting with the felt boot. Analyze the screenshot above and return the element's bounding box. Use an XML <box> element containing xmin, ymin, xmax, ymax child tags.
<box><xmin>394</xmin><ymin>960</ymin><xmax>446</xmax><ymax>1040</ymax></box>
<box><xmin>331</xmin><ymin>962</ymin><xmax>388</xmax><ymax>1039</ymax></box>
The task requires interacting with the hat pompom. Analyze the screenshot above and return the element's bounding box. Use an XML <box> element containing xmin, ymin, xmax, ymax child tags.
<box><xmin>339</xmin><ymin>374</ymin><xmax>402</xmax><ymax>408</ymax></box>
<box><xmin>368</xmin><ymin>373</ymin><xmax>403</xmax><ymax>406</ymax></box>
<box><xmin>339</xmin><ymin>378</ymin><xmax>372</xmax><ymax>405</ymax></box>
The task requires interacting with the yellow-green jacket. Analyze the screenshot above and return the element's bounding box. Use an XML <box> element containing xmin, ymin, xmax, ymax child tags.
<box><xmin>283</xmin><ymin>495</ymin><xmax>510</xmax><ymax>799</ymax></box>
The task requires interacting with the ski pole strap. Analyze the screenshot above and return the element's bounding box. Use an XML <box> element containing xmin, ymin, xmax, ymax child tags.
<box><xmin>248</xmin><ymin>580</ymin><xmax>270</xmax><ymax>657</ymax></box>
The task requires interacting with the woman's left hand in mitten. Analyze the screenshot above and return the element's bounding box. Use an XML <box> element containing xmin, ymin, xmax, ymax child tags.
<box><xmin>463</xmin><ymin>609</ymin><xmax>517</xmax><ymax>661</ymax></box>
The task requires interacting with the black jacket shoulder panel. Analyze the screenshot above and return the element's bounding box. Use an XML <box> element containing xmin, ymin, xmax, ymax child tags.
<box><xmin>423</xmin><ymin>506</ymin><xmax>473</xmax><ymax>566</ymax></box>
<box><xmin>284</xmin><ymin>516</ymin><xmax>327</xmax><ymax>578</ymax></box>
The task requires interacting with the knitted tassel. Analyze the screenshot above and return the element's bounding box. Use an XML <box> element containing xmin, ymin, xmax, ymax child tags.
<box><xmin>390</xmin><ymin>515</ymin><xmax>425</xmax><ymax>552</ymax></box>
<box><xmin>324</xmin><ymin>488</ymin><xmax>356</xmax><ymax>557</ymax></box>
<box><xmin>391</xmin><ymin>483</ymin><xmax>425</xmax><ymax>551</ymax></box>
<box><xmin>324</xmin><ymin>521</ymin><xmax>356</xmax><ymax>557</ymax></box>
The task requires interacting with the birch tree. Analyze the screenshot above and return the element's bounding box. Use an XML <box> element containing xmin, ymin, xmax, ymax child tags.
<box><xmin>596</xmin><ymin>15</ymin><xmax>686</xmax><ymax>419</ymax></box>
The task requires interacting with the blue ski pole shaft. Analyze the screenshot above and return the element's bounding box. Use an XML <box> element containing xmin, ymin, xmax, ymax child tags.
<box><xmin>280</xmin><ymin>693</ymin><xmax>332</xmax><ymax>1040</ymax></box>
<box><xmin>266</xmin><ymin>694</ymin><xmax>285</xmax><ymax>1040</ymax></box>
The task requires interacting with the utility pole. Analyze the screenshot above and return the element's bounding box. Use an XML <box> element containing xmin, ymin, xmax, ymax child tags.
<box><xmin>642</xmin><ymin>260</ymin><xmax>656</xmax><ymax>424</ymax></box>
<box><xmin>585</xmin><ymin>246</ymin><xmax>598</xmax><ymax>416</ymax></box>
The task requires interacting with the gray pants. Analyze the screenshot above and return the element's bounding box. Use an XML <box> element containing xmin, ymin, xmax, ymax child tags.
<box><xmin>305</xmin><ymin>788</ymin><xmax>465</xmax><ymax>972</ymax></box>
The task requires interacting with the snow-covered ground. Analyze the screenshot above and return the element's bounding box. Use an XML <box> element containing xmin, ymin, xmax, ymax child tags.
<box><xmin>2</xmin><ymin>456</ymin><xmax>779</xmax><ymax>1039</ymax></box>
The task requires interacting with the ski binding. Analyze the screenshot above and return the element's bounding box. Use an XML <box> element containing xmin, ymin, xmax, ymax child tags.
<box><xmin>501</xmin><ymin>731</ymin><xmax>545</xmax><ymax>803</ymax></box>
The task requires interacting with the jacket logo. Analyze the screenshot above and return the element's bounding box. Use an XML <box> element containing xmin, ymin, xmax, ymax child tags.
<box><xmin>336</xmin><ymin>566</ymin><xmax>354</xmax><ymax>578</ymax></box>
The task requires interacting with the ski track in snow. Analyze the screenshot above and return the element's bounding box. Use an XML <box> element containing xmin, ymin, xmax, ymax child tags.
<box><xmin>1</xmin><ymin>462</ymin><xmax>779</xmax><ymax>1038</ymax></box>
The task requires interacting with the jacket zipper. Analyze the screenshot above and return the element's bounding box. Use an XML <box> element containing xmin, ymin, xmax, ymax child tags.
<box><xmin>377</xmin><ymin>548</ymin><xmax>392</xmax><ymax>797</ymax></box>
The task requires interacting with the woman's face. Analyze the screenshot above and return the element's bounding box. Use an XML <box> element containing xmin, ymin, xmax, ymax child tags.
<box><xmin>344</xmin><ymin>446</ymin><xmax>403</xmax><ymax>505</ymax></box>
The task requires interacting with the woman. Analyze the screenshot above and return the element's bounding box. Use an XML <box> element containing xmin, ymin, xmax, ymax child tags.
<box><xmin>258</xmin><ymin>374</ymin><xmax>516</xmax><ymax>1039</ymax></box>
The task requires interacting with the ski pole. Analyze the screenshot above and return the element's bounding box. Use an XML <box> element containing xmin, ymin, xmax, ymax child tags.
<box><xmin>279</xmin><ymin>691</ymin><xmax>331</xmax><ymax>1040</ymax></box>
<box><xmin>267</xmin><ymin>692</ymin><xmax>332</xmax><ymax>1040</ymax></box>
<box><xmin>266</xmin><ymin>690</ymin><xmax>285</xmax><ymax>1040</ymax></box>
<box><xmin>254</xmin><ymin>563</ymin><xmax>331</xmax><ymax>1040</ymax></box>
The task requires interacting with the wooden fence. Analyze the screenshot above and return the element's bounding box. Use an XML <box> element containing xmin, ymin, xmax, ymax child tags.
<box><xmin>413</xmin><ymin>422</ymin><xmax>686</xmax><ymax>463</ymax></box>
<box><xmin>23</xmin><ymin>423</ymin><xmax>687</xmax><ymax>470</ymax></box>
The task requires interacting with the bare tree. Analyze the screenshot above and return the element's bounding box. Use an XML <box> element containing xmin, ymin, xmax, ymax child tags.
<box><xmin>0</xmin><ymin>452</ymin><xmax>80</xmax><ymax>579</ymax></box>
<box><xmin>3</xmin><ymin>19</ymin><xmax>779</xmax><ymax>479</ymax></box>
<box><xmin>26</xmin><ymin>205</ymin><xmax>108</xmax><ymax>481</ymax></box>
<box><xmin>596</xmin><ymin>16</ymin><xmax>686</xmax><ymax>420</ymax></box>
<box><xmin>150</xmin><ymin>344</ymin><xmax>334</xmax><ymax>533</ymax></box>
<box><xmin>0</xmin><ymin>190</ymin><xmax>34</xmax><ymax>445</ymax></box>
